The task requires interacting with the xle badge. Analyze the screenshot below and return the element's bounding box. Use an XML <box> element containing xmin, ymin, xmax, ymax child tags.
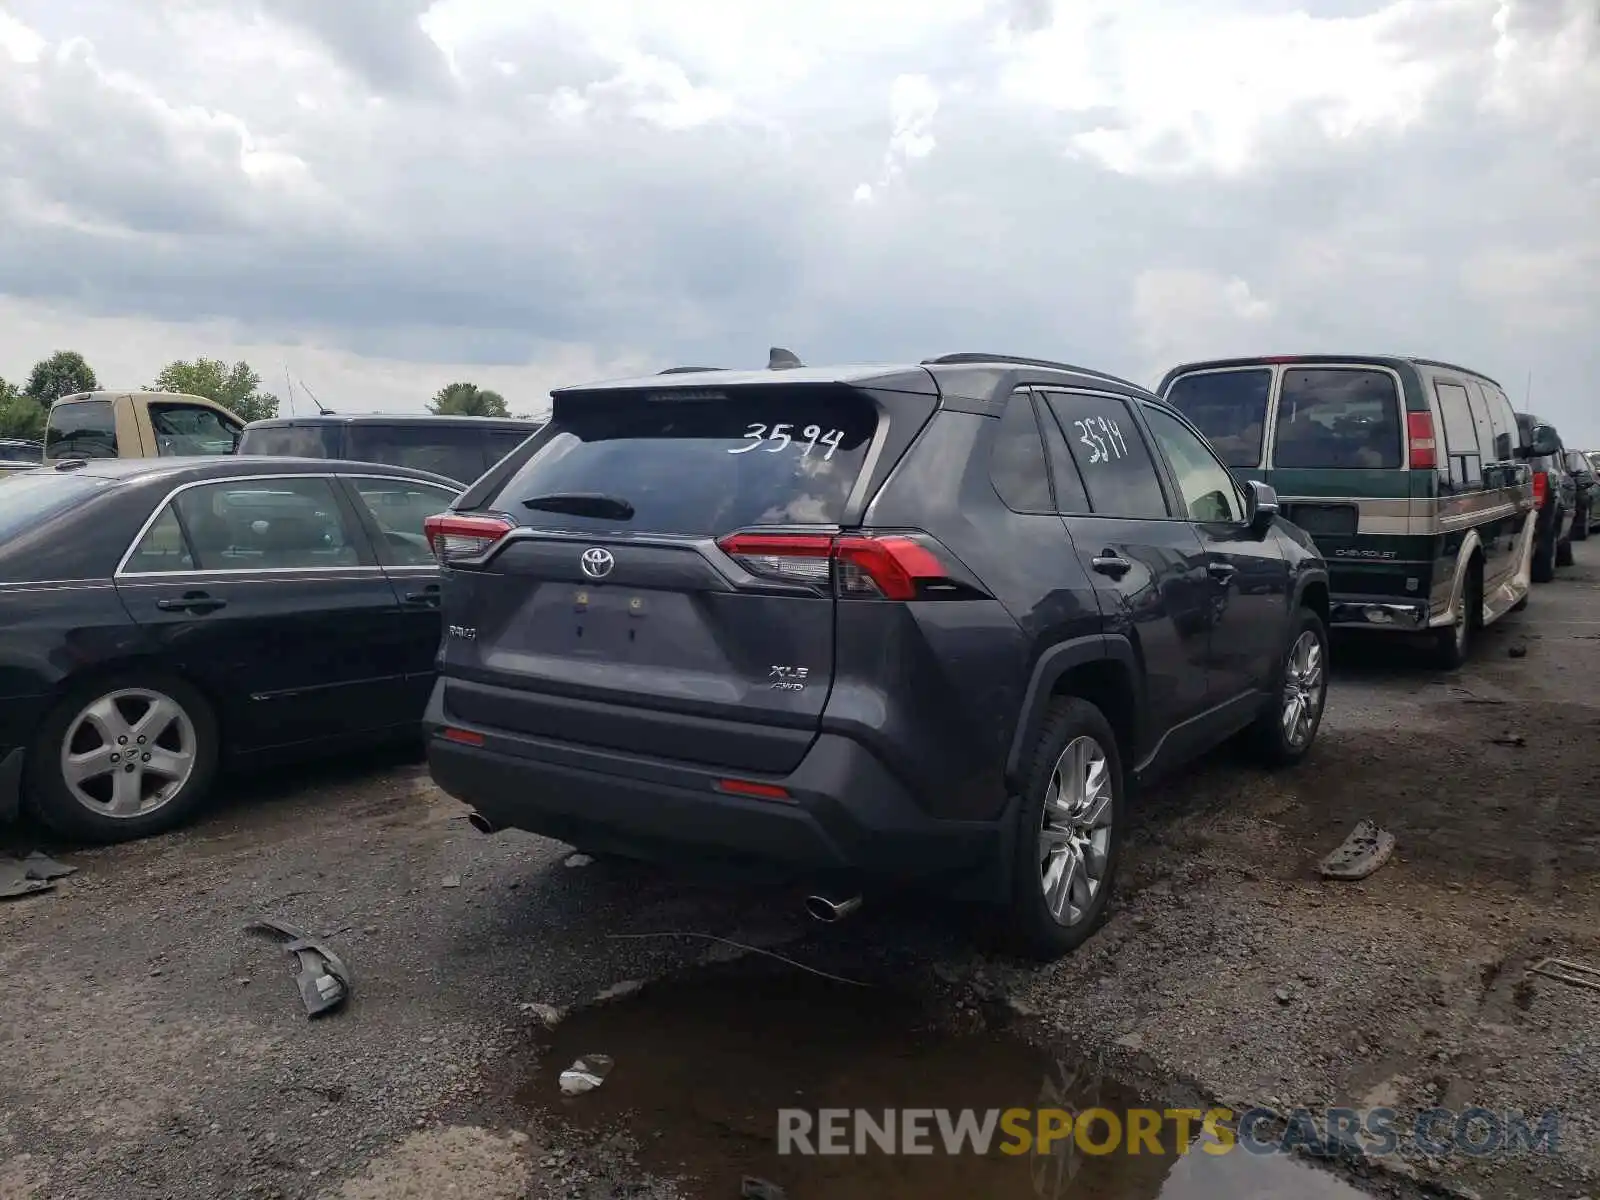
<box><xmin>769</xmin><ymin>666</ymin><xmax>809</xmax><ymax>692</ymax></box>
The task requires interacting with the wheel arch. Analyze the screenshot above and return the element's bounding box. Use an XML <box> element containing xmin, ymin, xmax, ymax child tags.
<box><xmin>1005</xmin><ymin>635</ymin><xmax>1143</xmax><ymax>791</ymax></box>
<box><xmin>31</xmin><ymin>657</ymin><xmax>228</xmax><ymax>757</ymax></box>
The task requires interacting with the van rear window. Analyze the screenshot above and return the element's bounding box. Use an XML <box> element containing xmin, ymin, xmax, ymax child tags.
<box><xmin>485</xmin><ymin>387</ymin><xmax>878</xmax><ymax>536</ymax></box>
<box><xmin>344</xmin><ymin>425</ymin><xmax>488</xmax><ymax>485</ymax></box>
<box><xmin>236</xmin><ymin>425</ymin><xmax>339</xmax><ymax>459</ymax></box>
<box><xmin>1273</xmin><ymin>368</ymin><xmax>1402</xmax><ymax>470</ymax></box>
<box><xmin>1163</xmin><ymin>369</ymin><xmax>1270</xmax><ymax>468</ymax></box>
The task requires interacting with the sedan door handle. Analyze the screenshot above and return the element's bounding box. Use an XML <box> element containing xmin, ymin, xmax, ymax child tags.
<box><xmin>155</xmin><ymin>591</ymin><xmax>226</xmax><ymax>615</ymax></box>
<box><xmin>1207</xmin><ymin>561</ymin><xmax>1237</xmax><ymax>583</ymax></box>
<box><xmin>1091</xmin><ymin>552</ymin><xmax>1133</xmax><ymax>579</ymax></box>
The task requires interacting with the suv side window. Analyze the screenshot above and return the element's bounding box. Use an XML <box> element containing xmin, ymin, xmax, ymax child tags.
<box><xmin>1141</xmin><ymin>406</ymin><xmax>1244</xmax><ymax>523</ymax></box>
<box><xmin>347</xmin><ymin>478</ymin><xmax>461</xmax><ymax>566</ymax></box>
<box><xmin>45</xmin><ymin>400</ymin><xmax>119</xmax><ymax>460</ymax></box>
<box><xmin>150</xmin><ymin>404</ymin><xmax>242</xmax><ymax>456</ymax></box>
<box><xmin>989</xmin><ymin>391</ymin><xmax>1054</xmax><ymax>514</ymax></box>
<box><xmin>1041</xmin><ymin>391</ymin><xmax>1170</xmax><ymax>520</ymax></box>
<box><xmin>1434</xmin><ymin>382</ymin><xmax>1482</xmax><ymax>489</ymax></box>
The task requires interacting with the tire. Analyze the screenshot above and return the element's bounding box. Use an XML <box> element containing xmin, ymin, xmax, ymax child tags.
<box><xmin>1532</xmin><ymin>529</ymin><xmax>1557</xmax><ymax>583</ymax></box>
<box><xmin>1249</xmin><ymin>607</ymin><xmax>1330</xmax><ymax>767</ymax></box>
<box><xmin>1511</xmin><ymin>593</ymin><xmax>1529</xmax><ymax>613</ymax></box>
<box><xmin>1557</xmin><ymin>531</ymin><xmax>1574</xmax><ymax>567</ymax></box>
<box><xmin>1431</xmin><ymin>563</ymin><xmax>1480</xmax><ymax>671</ymax></box>
<box><xmin>1004</xmin><ymin>696</ymin><xmax>1125</xmax><ymax>962</ymax></box>
<box><xmin>26</xmin><ymin>673</ymin><xmax>219</xmax><ymax>844</ymax></box>
<box><xmin>1574</xmin><ymin>504</ymin><xmax>1590</xmax><ymax>541</ymax></box>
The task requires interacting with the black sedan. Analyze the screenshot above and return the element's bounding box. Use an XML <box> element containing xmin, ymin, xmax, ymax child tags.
<box><xmin>0</xmin><ymin>456</ymin><xmax>461</xmax><ymax>843</ymax></box>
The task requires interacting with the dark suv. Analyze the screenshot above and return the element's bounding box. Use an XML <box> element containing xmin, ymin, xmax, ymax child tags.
<box><xmin>422</xmin><ymin>353</ymin><xmax>1330</xmax><ymax>959</ymax></box>
<box><xmin>1516</xmin><ymin>413</ymin><xmax>1576</xmax><ymax>581</ymax></box>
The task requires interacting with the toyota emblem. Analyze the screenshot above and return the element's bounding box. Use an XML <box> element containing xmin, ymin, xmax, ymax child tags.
<box><xmin>580</xmin><ymin>547</ymin><xmax>615</xmax><ymax>579</ymax></box>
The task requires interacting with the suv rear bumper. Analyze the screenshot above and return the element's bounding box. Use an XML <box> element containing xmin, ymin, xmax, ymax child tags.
<box><xmin>422</xmin><ymin>683</ymin><xmax>1011</xmax><ymax>887</ymax></box>
<box><xmin>1329</xmin><ymin>595</ymin><xmax>1429</xmax><ymax>631</ymax></box>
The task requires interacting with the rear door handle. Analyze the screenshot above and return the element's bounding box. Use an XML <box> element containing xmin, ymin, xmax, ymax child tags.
<box><xmin>1208</xmin><ymin>561</ymin><xmax>1237</xmax><ymax>583</ymax></box>
<box><xmin>404</xmin><ymin>584</ymin><xmax>441</xmax><ymax>607</ymax></box>
<box><xmin>1091</xmin><ymin>553</ymin><xmax>1133</xmax><ymax>579</ymax></box>
<box><xmin>155</xmin><ymin>591</ymin><xmax>226</xmax><ymax>615</ymax></box>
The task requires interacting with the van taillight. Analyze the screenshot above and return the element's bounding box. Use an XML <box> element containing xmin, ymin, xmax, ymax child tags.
<box><xmin>1407</xmin><ymin>412</ymin><xmax>1437</xmax><ymax>470</ymax></box>
<box><xmin>716</xmin><ymin>532</ymin><xmax>949</xmax><ymax>600</ymax></box>
<box><xmin>1533</xmin><ymin>471</ymin><xmax>1548</xmax><ymax>509</ymax></box>
<box><xmin>424</xmin><ymin>513</ymin><xmax>515</xmax><ymax>564</ymax></box>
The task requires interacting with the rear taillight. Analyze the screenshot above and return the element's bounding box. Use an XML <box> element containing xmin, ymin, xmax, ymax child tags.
<box><xmin>1407</xmin><ymin>412</ymin><xmax>1437</xmax><ymax>470</ymax></box>
<box><xmin>1533</xmin><ymin>471</ymin><xmax>1548</xmax><ymax>509</ymax></box>
<box><xmin>424</xmin><ymin>513</ymin><xmax>515</xmax><ymax>564</ymax></box>
<box><xmin>716</xmin><ymin>532</ymin><xmax>949</xmax><ymax>601</ymax></box>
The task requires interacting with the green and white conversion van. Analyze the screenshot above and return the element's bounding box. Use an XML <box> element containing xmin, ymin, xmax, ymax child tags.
<box><xmin>1156</xmin><ymin>356</ymin><xmax>1536</xmax><ymax>669</ymax></box>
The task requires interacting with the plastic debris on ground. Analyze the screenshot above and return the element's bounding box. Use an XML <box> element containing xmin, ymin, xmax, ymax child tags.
<box><xmin>244</xmin><ymin>918</ymin><xmax>352</xmax><ymax>1017</ymax></box>
<box><xmin>741</xmin><ymin>1178</ymin><xmax>788</xmax><ymax>1200</ymax></box>
<box><xmin>563</xmin><ymin>853</ymin><xmax>594</xmax><ymax>868</ymax></box>
<box><xmin>558</xmin><ymin>1054</ymin><xmax>614</xmax><ymax>1096</ymax></box>
<box><xmin>0</xmin><ymin>851</ymin><xmax>77</xmax><ymax>900</ymax></box>
<box><xmin>1318</xmin><ymin>820</ymin><xmax>1396</xmax><ymax>880</ymax></box>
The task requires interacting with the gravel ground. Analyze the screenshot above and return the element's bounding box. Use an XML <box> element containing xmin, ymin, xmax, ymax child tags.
<box><xmin>1</xmin><ymin>542</ymin><xmax>1597</xmax><ymax>1200</ymax></box>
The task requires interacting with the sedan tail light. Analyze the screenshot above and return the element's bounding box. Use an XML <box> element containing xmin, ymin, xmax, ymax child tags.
<box><xmin>424</xmin><ymin>513</ymin><xmax>515</xmax><ymax>564</ymax></box>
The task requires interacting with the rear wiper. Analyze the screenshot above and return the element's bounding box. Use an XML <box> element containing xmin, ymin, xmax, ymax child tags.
<box><xmin>521</xmin><ymin>492</ymin><xmax>635</xmax><ymax>520</ymax></box>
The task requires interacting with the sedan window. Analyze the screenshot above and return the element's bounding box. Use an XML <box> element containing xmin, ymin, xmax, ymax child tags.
<box><xmin>171</xmin><ymin>478</ymin><xmax>362</xmax><ymax>571</ymax></box>
<box><xmin>347</xmin><ymin>478</ymin><xmax>460</xmax><ymax>566</ymax></box>
<box><xmin>123</xmin><ymin>507</ymin><xmax>196</xmax><ymax>573</ymax></box>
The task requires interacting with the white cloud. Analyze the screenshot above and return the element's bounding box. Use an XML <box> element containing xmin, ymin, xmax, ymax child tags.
<box><xmin>1130</xmin><ymin>269</ymin><xmax>1277</xmax><ymax>384</ymax></box>
<box><xmin>0</xmin><ymin>0</ymin><xmax>1593</xmax><ymax>441</ymax></box>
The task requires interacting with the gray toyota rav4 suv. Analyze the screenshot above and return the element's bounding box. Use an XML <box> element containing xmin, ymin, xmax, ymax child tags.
<box><xmin>422</xmin><ymin>352</ymin><xmax>1330</xmax><ymax>959</ymax></box>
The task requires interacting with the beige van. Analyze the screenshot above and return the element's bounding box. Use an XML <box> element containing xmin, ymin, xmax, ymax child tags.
<box><xmin>44</xmin><ymin>391</ymin><xmax>244</xmax><ymax>461</ymax></box>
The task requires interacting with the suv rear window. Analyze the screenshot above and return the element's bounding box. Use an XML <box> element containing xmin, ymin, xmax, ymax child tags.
<box><xmin>1163</xmin><ymin>369</ymin><xmax>1270</xmax><ymax>468</ymax></box>
<box><xmin>486</xmin><ymin>388</ymin><xmax>877</xmax><ymax>536</ymax></box>
<box><xmin>1273</xmin><ymin>368</ymin><xmax>1402</xmax><ymax>470</ymax></box>
<box><xmin>344</xmin><ymin>425</ymin><xmax>488</xmax><ymax>485</ymax></box>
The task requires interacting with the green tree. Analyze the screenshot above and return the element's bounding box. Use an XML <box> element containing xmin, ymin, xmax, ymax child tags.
<box><xmin>428</xmin><ymin>382</ymin><xmax>510</xmax><ymax>418</ymax></box>
<box><xmin>148</xmin><ymin>358</ymin><xmax>279</xmax><ymax>423</ymax></box>
<box><xmin>24</xmin><ymin>351</ymin><xmax>98</xmax><ymax>404</ymax></box>
<box><xmin>0</xmin><ymin>377</ymin><xmax>45</xmax><ymax>441</ymax></box>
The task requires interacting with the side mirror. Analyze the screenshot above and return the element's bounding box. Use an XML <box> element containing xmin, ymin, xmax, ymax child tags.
<box><xmin>1529</xmin><ymin>424</ymin><xmax>1561</xmax><ymax>457</ymax></box>
<box><xmin>1245</xmin><ymin>479</ymin><xmax>1279</xmax><ymax>535</ymax></box>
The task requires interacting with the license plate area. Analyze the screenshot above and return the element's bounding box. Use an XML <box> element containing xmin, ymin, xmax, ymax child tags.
<box><xmin>1283</xmin><ymin>503</ymin><xmax>1359</xmax><ymax>537</ymax></box>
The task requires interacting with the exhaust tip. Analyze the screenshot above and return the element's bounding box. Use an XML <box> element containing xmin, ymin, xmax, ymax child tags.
<box><xmin>466</xmin><ymin>810</ymin><xmax>498</xmax><ymax>835</ymax></box>
<box><xmin>804</xmin><ymin>894</ymin><xmax>862</xmax><ymax>923</ymax></box>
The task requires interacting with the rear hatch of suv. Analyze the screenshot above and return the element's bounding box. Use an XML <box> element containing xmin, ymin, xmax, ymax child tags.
<box><xmin>1162</xmin><ymin>359</ymin><xmax>1425</xmax><ymax>599</ymax></box>
<box><xmin>426</xmin><ymin>370</ymin><xmax>939</xmax><ymax>775</ymax></box>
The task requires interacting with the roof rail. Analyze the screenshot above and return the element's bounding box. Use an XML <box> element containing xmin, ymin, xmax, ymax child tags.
<box><xmin>921</xmin><ymin>352</ymin><xmax>1132</xmax><ymax>384</ymax></box>
<box><xmin>657</xmin><ymin>366</ymin><xmax>726</xmax><ymax>375</ymax></box>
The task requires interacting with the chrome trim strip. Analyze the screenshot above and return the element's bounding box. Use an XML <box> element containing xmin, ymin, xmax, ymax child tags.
<box><xmin>113</xmin><ymin>471</ymin><xmax>462</xmax><ymax>579</ymax></box>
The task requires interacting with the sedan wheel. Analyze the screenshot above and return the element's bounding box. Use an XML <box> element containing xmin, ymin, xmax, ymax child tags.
<box><xmin>29</xmin><ymin>673</ymin><xmax>219</xmax><ymax>843</ymax></box>
<box><xmin>61</xmin><ymin>688</ymin><xmax>198</xmax><ymax>819</ymax></box>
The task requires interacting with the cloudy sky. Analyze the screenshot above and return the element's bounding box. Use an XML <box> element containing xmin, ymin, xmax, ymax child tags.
<box><xmin>0</xmin><ymin>0</ymin><xmax>1594</xmax><ymax>436</ymax></box>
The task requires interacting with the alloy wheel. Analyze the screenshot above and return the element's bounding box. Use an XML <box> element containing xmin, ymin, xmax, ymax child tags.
<box><xmin>1038</xmin><ymin>736</ymin><xmax>1113</xmax><ymax>927</ymax></box>
<box><xmin>59</xmin><ymin>688</ymin><xmax>198</xmax><ymax>818</ymax></box>
<box><xmin>1281</xmin><ymin>630</ymin><xmax>1324</xmax><ymax>749</ymax></box>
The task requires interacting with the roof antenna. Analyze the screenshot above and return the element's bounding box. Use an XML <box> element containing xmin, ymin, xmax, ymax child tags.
<box><xmin>283</xmin><ymin>366</ymin><xmax>297</xmax><ymax>416</ymax></box>
<box><xmin>298</xmin><ymin>378</ymin><xmax>334</xmax><ymax>415</ymax></box>
<box><xmin>768</xmin><ymin>346</ymin><xmax>803</xmax><ymax>370</ymax></box>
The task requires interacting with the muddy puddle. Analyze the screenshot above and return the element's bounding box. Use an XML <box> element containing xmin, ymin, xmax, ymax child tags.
<box><xmin>525</xmin><ymin>962</ymin><xmax>1372</xmax><ymax>1199</ymax></box>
